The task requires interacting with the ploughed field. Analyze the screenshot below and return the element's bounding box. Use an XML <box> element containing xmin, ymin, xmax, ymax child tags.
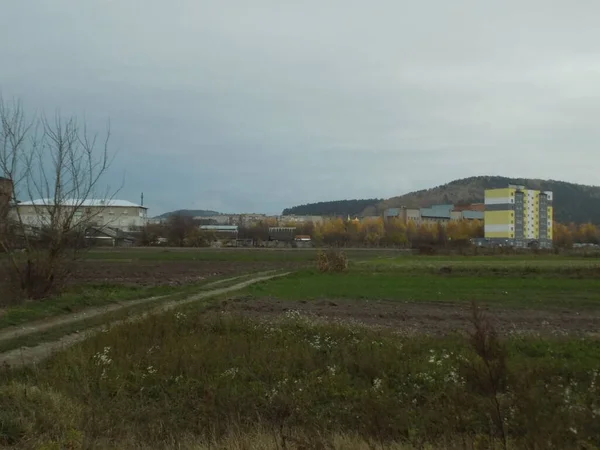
<box><xmin>217</xmin><ymin>296</ymin><xmax>600</xmax><ymax>336</ymax></box>
<box><xmin>74</xmin><ymin>248</ymin><xmax>315</xmax><ymax>286</ymax></box>
<box><xmin>72</xmin><ymin>259</ymin><xmax>303</xmax><ymax>286</ymax></box>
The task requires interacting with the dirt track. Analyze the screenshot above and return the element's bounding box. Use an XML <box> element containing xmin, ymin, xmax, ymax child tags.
<box><xmin>218</xmin><ymin>297</ymin><xmax>600</xmax><ymax>336</ymax></box>
<box><xmin>0</xmin><ymin>273</ymin><xmax>289</xmax><ymax>368</ymax></box>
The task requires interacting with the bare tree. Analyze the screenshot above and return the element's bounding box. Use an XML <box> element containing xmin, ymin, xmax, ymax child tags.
<box><xmin>0</xmin><ymin>96</ymin><xmax>117</xmax><ymax>303</ymax></box>
<box><xmin>166</xmin><ymin>213</ymin><xmax>195</xmax><ymax>247</ymax></box>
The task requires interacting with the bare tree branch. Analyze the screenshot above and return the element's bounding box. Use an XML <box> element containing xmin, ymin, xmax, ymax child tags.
<box><xmin>0</xmin><ymin>96</ymin><xmax>118</xmax><ymax>302</ymax></box>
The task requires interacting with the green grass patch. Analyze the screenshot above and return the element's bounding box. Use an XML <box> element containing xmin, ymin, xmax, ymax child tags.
<box><xmin>364</xmin><ymin>254</ymin><xmax>600</xmax><ymax>269</ymax></box>
<box><xmin>0</xmin><ymin>284</ymin><xmax>170</xmax><ymax>330</ymax></box>
<box><xmin>246</xmin><ymin>270</ymin><xmax>600</xmax><ymax>308</ymax></box>
<box><xmin>3</xmin><ymin>312</ymin><xmax>599</xmax><ymax>449</ymax></box>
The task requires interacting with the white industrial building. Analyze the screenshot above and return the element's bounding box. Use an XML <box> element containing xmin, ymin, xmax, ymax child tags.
<box><xmin>13</xmin><ymin>198</ymin><xmax>148</xmax><ymax>232</ymax></box>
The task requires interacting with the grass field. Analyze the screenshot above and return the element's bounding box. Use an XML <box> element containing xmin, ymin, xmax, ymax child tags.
<box><xmin>2</xmin><ymin>311</ymin><xmax>599</xmax><ymax>449</ymax></box>
<box><xmin>2</xmin><ymin>250</ymin><xmax>600</xmax><ymax>448</ymax></box>
<box><xmin>246</xmin><ymin>270</ymin><xmax>600</xmax><ymax>308</ymax></box>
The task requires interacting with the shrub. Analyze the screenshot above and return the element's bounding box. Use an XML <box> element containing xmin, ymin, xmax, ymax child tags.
<box><xmin>316</xmin><ymin>248</ymin><xmax>348</xmax><ymax>273</ymax></box>
<box><xmin>461</xmin><ymin>304</ymin><xmax>509</xmax><ymax>449</ymax></box>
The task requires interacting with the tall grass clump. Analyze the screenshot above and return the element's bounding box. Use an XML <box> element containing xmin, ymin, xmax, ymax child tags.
<box><xmin>316</xmin><ymin>248</ymin><xmax>348</xmax><ymax>273</ymax></box>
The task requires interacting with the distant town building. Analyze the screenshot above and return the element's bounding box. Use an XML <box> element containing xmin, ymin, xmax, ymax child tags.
<box><xmin>13</xmin><ymin>198</ymin><xmax>148</xmax><ymax>232</ymax></box>
<box><xmin>269</xmin><ymin>227</ymin><xmax>296</xmax><ymax>241</ymax></box>
<box><xmin>383</xmin><ymin>204</ymin><xmax>483</xmax><ymax>225</ymax></box>
<box><xmin>484</xmin><ymin>185</ymin><xmax>553</xmax><ymax>248</ymax></box>
<box><xmin>196</xmin><ymin>215</ymin><xmax>231</xmax><ymax>225</ymax></box>
<box><xmin>199</xmin><ymin>225</ymin><xmax>239</xmax><ymax>238</ymax></box>
<box><xmin>147</xmin><ymin>217</ymin><xmax>167</xmax><ymax>225</ymax></box>
<box><xmin>235</xmin><ymin>214</ymin><xmax>268</xmax><ymax>227</ymax></box>
<box><xmin>279</xmin><ymin>215</ymin><xmax>324</xmax><ymax>224</ymax></box>
<box><xmin>196</xmin><ymin>214</ymin><xmax>271</xmax><ymax>227</ymax></box>
<box><xmin>453</xmin><ymin>203</ymin><xmax>485</xmax><ymax>212</ymax></box>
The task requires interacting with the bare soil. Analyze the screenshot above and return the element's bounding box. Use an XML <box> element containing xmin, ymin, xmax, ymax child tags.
<box><xmin>72</xmin><ymin>260</ymin><xmax>304</xmax><ymax>286</ymax></box>
<box><xmin>216</xmin><ymin>297</ymin><xmax>600</xmax><ymax>336</ymax></box>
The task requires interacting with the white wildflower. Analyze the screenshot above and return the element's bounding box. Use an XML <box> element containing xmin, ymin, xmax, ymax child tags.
<box><xmin>309</xmin><ymin>334</ymin><xmax>322</xmax><ymax>350</ymax></box>
<box><xmin>93</xmin><ymin>347</ymin><xmax>112</xmax><ymax>366</ymax></box>
<box><xmin>372</xmin><ymin>378</ymin><xmax>383</xmax><ymax>392</ymax></box>
<box><xmin>221</xmin><ymin>367</ymin><xmax>239</xmax><ymax>378</ymax></box>
<box><xmin>284</xmin><ymin>309</ymin><xmax>302</xmax><ymax>320</ymax></box>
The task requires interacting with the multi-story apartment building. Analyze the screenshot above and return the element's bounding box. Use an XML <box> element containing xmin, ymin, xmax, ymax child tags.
<box><xmin>484</xmin><ymin>185</ymin><xmax>553</xmax><ymax>248</ymax></box>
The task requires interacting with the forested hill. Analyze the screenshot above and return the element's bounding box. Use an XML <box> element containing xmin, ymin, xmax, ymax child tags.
<box><xmin>282</xmin><ymin>176</ymin><xmax>600</xmax><ymax>224</ymax></box>
<box><xmin>155</xmin><ymin>209</ymin><xmax>220</xmax><ymax>219</ymax></box>
<box><xmin>367</xmin><ymin>176</ymin><xmax>600</xmax><ymax>225</ymax></box>
<box><xmin>282</xmin><ymin>199</ymin><xmax>382</xmax><ymax>217</ymax></box>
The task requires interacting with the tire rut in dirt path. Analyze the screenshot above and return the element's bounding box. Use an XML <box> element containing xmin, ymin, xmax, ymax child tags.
<box><xmin>0</xmin><ymin>272</ymin><xmax>289</xmax><ymax>369</ymax></box>
<box><xmin>0</xmin><ymin>270</ymin><xmax>278</xmax><ymax>345</ymax></box>
<box><xmin>0</xmin><ymin>295</ymin><xmax>170</xmax><ymax>344</ymax></box>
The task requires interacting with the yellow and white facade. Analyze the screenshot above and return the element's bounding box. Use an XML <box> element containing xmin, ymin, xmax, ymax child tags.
<box><xmin>484</xmin><ymin>185</ymin><xmax>553</xmax><ymax>248</ymax></box>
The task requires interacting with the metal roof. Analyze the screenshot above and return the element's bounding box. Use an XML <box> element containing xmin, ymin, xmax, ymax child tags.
<box><xmin>200</xmin><ymin>225</ymin><xmax>238</xmax><ymax>231</ymax></box>
<box><xmin>18</xmin><ymin>198</ymin><xmax>147</xmax><ymax>209</ymax></box>
<box><xmin>462</xmin><ymin>210</ymin><xmax>484</xmax><ymax>220</ymax></box>
<box><xmin>420</xmin><ymin>204</ymin><xmax>454</xmax><ymax>219</ymax></box>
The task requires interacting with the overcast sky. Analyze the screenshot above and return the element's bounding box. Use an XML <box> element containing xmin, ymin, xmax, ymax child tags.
<box><xmin>1</xmin><ymin>0</ymin><xmax>599</xmax><ymax>215</ymax></box>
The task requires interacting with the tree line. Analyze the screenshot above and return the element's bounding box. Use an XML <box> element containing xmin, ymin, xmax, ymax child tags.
<box><xmin>144</xmin><ymin>214</ymin><xmax>600</xmax><ymax>249</ymax></box>
<box><xmin>553</xmin><ymin>222</ymin><xmax>600</xmax><ymax>247</ymax></box>
<box><xmin>141</xmin><ymin>214</ymin><xmax>484</xmax><ymax>248</ymax></box>
<box><xmin>281</xmin><ymin>199</ymin><xmax>382</xmax><ymax>217</ymax></box>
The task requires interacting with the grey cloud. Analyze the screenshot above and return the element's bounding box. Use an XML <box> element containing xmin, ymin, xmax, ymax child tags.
<box><xmin>1</xmin><ymin>0</ymin><xmax>599</xmax><ymax>215</ymax></box>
